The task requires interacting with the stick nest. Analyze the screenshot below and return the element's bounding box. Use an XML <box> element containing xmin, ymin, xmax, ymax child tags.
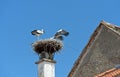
<box><xmin>32</xmin><ymin>39</ymin><xmax>63</xmax><ymax>54</ymax></box>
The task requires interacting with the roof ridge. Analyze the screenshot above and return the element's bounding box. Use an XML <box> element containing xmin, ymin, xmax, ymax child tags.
<box><xmin>100</xmin><ymin>20</ymin><xmax>120</xmax><ymax>28</ymax></box>
<box><xmin>100</xmin><ymin>21</ymin><xmax>120</xmax><ymax>36</ymax></box>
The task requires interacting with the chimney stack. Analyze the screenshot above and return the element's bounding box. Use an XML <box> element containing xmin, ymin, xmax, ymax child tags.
<box><xmin>32</xmin><ymin>39</ymin><xmax>63</xmax><ymax>77</ymax></box>
<box><xmin>35</xmin><ymin>59</ymin><xmax>56</xmax><ymax>77</ymax></box>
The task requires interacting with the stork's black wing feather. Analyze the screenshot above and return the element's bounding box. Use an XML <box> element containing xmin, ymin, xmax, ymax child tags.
<box><xmin>31</xmin><ymin>30</ymin><xmax>37</xmax><ymax>35</ymax></box>
<box><xmin>54</xmin><ymin>29</ymin><xmax>69</xmax><ymax>36</ymax></box>
<box><xmin>63</xmin><ymin>31</ymin><xmax>69</xmax><ymax>36</ymax></box>
<box><xmin>54</xmin><ymin>35</ymin><xmax>63</xmax><ymax>40</ymax></box>
<box><xmin>54</xmin><ymin>32</ymin><xmax>60</xmax><ymax>36</ymax></box>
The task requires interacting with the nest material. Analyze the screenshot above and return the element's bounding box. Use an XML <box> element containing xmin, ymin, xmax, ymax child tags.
<box><xmin>32</xmin><ymin>39</ymin><xmax>63</xmax><ymax>54</ymax></box>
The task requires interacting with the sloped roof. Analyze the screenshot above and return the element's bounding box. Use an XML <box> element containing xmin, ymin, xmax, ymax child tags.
<box><xmin>95</xmin><ymin>66</ymin><xmax>120</xmax><ymax>77</ymax></box>
<box><xmin>68</xmin><ymin>21</ymin><xmax>120</xmax><ymax>77</ymax></box>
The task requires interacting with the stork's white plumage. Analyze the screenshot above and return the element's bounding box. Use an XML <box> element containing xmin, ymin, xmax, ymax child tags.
<box><xmin>57</xmin><ymin>29</ymin><xmax>63</xmax><ymax>32</ymax></box>
<box><xmin>31</xmin><ymin>29</ymin><xmax>44</xmax><ymax>40</ymax></box>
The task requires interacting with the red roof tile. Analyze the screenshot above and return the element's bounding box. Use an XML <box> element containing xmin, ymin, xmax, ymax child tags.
<box><xmin>95</xmin><ymin>68</ymin><xmax>120</xmax><ymax>77</ymax></box>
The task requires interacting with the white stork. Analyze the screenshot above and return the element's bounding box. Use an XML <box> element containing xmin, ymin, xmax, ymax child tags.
<box><xmin>31</xmin><ymin>29</ymin><xmax>44</xmax><ymax>40</ymax></box>
<box><xmin>53</xmin><ymin>29</ymin><xmax>69</xmax><ymax>40</ymax></box>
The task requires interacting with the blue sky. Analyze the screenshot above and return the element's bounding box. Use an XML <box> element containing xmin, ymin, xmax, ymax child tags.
<box><xmin>0</xmin><ymin>0</ymin><xmax>120</xmax><ymax>77</ymax></box>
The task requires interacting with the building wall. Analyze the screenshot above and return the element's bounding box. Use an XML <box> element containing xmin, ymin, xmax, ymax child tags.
<box><xmin>72</xmin><ymin>25</ymin><xmax>120</xmax><ymax>77</ymax></box>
